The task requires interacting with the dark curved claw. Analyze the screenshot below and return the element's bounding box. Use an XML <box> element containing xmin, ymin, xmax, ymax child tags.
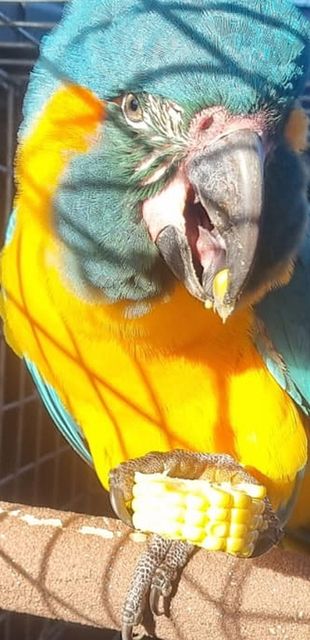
<box><xmin>122</xmin><ymin>628</ymin><xmax>145</xmax><ymax>640</ymax></box>
<box><xmin>121</xmin><ymin>623</ymin><xmax>145</xmax><ymax>640</ymax></box>
<box><xmin>121</xmin><ymin>622</ymin><xmax>134</xmax><ymax>640</ymax></box>
<box><xmin>122</xmin><ymin>602</ymin><xmax>144</xmax><ymax>640</ymax></box>
<box><xmin>109</xmin><ymin>486</ymin><xmax>133</xmax><ymax>527</ymax></box>
<box><xmin>149</xmin><ymin>586</ymin><xmax>165</xmax><ymax>617</ymax></box>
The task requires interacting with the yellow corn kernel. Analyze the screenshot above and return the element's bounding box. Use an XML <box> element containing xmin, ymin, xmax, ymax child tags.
<box><xmin>133</xmin><ymin>473</ymin><xmax>185</xmax><ymax>500</ymax></box>
<box><xmin>132</xmin><ymin>512</ymin><xmax>162</xmax><ymax>532</ymax></box>
<box><xmin>205</xmin><ymin>522</ymin><xmax>229</xmax><ymax>538</ymax></box>
<box><xmin>184</xmin><ymin>493</ymin><xmax>209</xmax><ymax>511</ymax></box>
<box><xmin>204</xmin><ymin>298</ymin><xmax>213</xmax><ymax>309</ymax></box>
<box><xmin>238</xmin><ymin>543</ymin><xmax>255</xmax><ymax>558</ymax></box>
<box><xmin>184</xmin><ymin>509</ymin><xmax>207</xmax><ymax>527</ymax></box>
<box><xmin>181</xmin><ymin>524</ymin><xmax>205</xmax><ymax>542</ymax></box>
<box><xmin>185</xmin><ymin>484</ymin><xmax>232</xmax><ymax>508</ymax></box>
<box><xmin>225</xmin><ymin>537</ymin><xmax>247</xmax><ymax>554</ymax></box>
<box><xmin>135</xmin><ymin>515</ymin><xmax>182</xmax><ymax>537</ymax></box>
<box><xmin>131</xmin><ymin>497</ymin><xmax>147</xmax><ymax>513</ymax></box>
<box><xmin>234</xmin><ymin>482</ymin><xmax>266</xmax><ymax>500</ymax></box>
<box><xmin>139</xmin><ymin>491</ymin><xmax>184</xmax><ymax>508</ymax></box>
<box><xmin>230</xmin><ymin>508</ymin><xmax>252</xmax><ymax>524</ymax></box>
<box><xmin>134</xmin><ymin>495</ymin><xmax>190</xmax><ymax>526</ymax></box>
<box><xmin>229</xmin><ymin>523</ymin><xmax>248</xmax><ymax>538</ymax></box>
<box><xmin>165</xmin><ymin>493</ymin><xmax>188</xmax><ymax>508</ymax></box>
<box><xmin>160</xmin><ymin>507</ymin><xmax>186</xmax><ymax>525</ymax></box>
<box><xmin>230</xmin><ymin>490</ymin><xmax>252</xmax><ymax>509</ymax></box>
<box><xmin>212</xmin><ymin>268</ymin><xmax>230</xmax><ymax>301</ymax></box>
<box><xmin>133</xmin><ymin>476</ymin><xmax>165</xmax><ymax>497</ymax></box>
<box><xmin>206</xmin><ymin>506</ymin><xmax>230</xmax><ymax>521</ymax></box>
<box><xmin>131</xmin><ymin>497</ymin><xmax>184</xmax><ymax>519</ymax></box>
<box><xmin>219</xmin><ymin>483</ymin><xmax>253</xmax><ymax>508</ymax></box>
<box><xmin>199</xmin><ymin>483</ymin><xmax>234</xmax><ymax>507</ymax></box>
<box><xmin>201</xmin><ymin>537</ymin><xmax>226</xmax><ymax>551</ymax></box>
<box><xmin>161</xmin><ymin>521</ymin><xmax>184</xmax><ymax>537</ymax></box>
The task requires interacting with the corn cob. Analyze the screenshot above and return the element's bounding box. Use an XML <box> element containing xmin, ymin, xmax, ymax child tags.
<box><xmin>131</xmin><ymin>472</ymin><xmax>267</xmax><ymax>558</ymax></box>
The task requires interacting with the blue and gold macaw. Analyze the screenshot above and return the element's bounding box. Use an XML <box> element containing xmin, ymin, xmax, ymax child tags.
<box><xmin>1</xmin><ymin>0</ymin><xmax>310</xmax><ymax>636</ymax></box>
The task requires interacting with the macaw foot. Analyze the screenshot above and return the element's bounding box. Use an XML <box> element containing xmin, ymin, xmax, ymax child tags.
<box><xmin>121</xmin><ymin>533</ymin><xmax>194</xmax><ymax>640</ymax></box>
<box><xmin>109</xmin><ymin>450</ymin><xmax>282</xmax><ymax>640</ymax></box>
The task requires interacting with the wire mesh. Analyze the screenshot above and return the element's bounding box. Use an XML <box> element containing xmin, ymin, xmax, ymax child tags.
<box><xmin>0</xmin><ymin>2</ymin><xmax>310</xmax><ymax>639</ymax></box>
<box><xmin>0</xmin><ymin>3</ymin><xmax>110</xmax><ymax>639</ymax></box>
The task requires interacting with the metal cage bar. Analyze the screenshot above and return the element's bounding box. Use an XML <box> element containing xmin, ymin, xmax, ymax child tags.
<box><xmin>0</xmin><ymin>3</ymin><xmax>105</xmax><ymax>638</ymax></box>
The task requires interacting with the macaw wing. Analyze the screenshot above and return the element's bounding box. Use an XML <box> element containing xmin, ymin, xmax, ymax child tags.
<box><xmin>26</xmin><ymin>359</ymin><xmax>94</xmax><ymax>466</ymax></box>
<box><xmin>2</xmin><ymin>210</ymin><xmax>93</xmax><ymax>466</ymax></box>
<box><xmin>255</xmin><ymin>221</ymin><xmax>310</xmax><ymax>416</ymax></box>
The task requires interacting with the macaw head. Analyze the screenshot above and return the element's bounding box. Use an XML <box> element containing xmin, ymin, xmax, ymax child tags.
<box><xmin>28</xmin><ymin>0</ymin><xmax>310</xmax><ymax>319</ymax></box>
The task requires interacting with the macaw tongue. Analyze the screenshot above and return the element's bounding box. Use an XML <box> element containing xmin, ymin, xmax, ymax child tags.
<box><xmin>197</xmin><ymin>226</ymin><xmax>226</xmax><ymax>271</ymax></box>
<box><xmin>197</xmin><ymin>226</ymin><xmax>226</xmax><ymax>294</ymax></box>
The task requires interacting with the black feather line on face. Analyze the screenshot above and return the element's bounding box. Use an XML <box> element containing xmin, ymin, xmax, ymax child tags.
<box><xmin>106</xmin><ymin>96</ymin><xmax>189</xmax><ymax>203</ymax></box>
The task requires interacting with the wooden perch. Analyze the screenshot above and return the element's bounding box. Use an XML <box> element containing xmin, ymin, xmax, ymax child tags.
<box><xmin>0</xmin><ymin>500</ymin><xmax>309</xmax><ymax>639</ymax></box>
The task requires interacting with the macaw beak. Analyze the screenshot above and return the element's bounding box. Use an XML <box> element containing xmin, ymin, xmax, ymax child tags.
<box><xmin>154</xmin><ymin>129</ymin><xmax>265</xmax><ymax>320</ymax></box>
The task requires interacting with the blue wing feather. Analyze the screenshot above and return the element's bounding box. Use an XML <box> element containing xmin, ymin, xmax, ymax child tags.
<box><xmin>255</xmin><ymin>220</ymin><xmax>310</xmax><ymax>416</ymax></box>
<box><xmin>26</xmin><ymin>359</ymin><xmax>94</xmax><ymax>466</ymax></box>
<box><xmin>3</xmin><ymin>214</ymin><xmax>93</xmax><ymax>467</ymax></box>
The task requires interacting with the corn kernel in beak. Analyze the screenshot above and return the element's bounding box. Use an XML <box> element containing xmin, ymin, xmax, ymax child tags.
<box><xmin>212</xmin><ymin>268</ymin><xmax>230</xmax><ymax>302</ymax></box>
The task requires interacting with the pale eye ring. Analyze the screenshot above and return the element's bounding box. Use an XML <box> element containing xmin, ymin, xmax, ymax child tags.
<box><xmin>122</xmin><ymin>93</ymin><xmax>144</xmax><ymax>124</ymax></box>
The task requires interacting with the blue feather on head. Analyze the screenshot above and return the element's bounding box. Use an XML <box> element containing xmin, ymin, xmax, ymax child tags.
<box><xmin>24</xmin><ymin>0</ymin><xmax>310</xmax><ymax>125</ymax></box>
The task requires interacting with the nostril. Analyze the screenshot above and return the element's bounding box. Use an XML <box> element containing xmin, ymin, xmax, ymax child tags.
<box><xmin>199</xmin><ymin>115</ymin><xmax>213</xmax><ymax>131</ymax></box>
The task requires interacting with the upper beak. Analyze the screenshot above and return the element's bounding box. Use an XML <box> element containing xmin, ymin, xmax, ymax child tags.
<box><xmin>156</xmin><ymin>129</ymin><xmax>265</xmax><ymax>320</ymax></box>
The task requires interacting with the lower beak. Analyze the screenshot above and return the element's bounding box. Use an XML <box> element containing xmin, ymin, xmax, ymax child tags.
<box><xmin>156</xmin><ymin>129</ymin><xmax>265</xmax><ymax>320</ymax></box>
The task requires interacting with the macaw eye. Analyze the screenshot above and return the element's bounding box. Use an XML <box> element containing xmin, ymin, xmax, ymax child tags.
<box><xmin>122</xmin><ymin>93</ymin><xmax>144</xmax><ymax>124</ymax></box>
